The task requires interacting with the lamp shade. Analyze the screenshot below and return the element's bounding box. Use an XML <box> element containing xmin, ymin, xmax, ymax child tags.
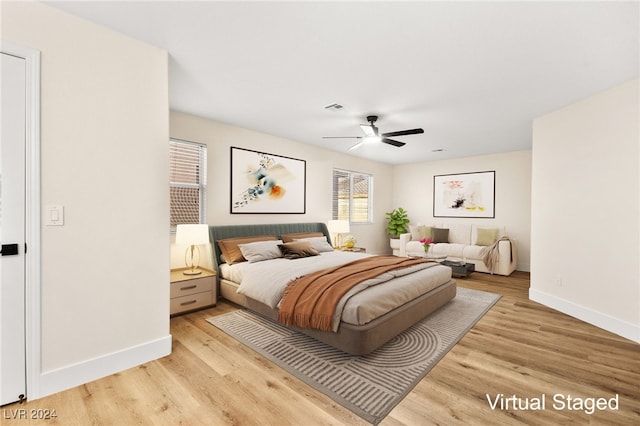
<box><xmin>327</xmin><ymin>220</ymin><xmax>350</xmax><ymax>234</ymax></box>
<box><xmin>175</xmin><ymin>224</ymin><xmax>210</xmax><ymax>245</ymax></box>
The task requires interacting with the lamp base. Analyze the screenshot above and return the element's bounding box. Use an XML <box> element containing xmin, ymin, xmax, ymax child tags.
<box><xmin>183</xmin><ymin>245</ymin><xmax>202</xmax><ymax>275</ymax></box>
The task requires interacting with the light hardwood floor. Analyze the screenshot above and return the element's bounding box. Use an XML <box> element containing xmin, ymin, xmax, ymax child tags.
<box><xmin>3</xmin><ymin>271</ymin><xmax>639</xmax><ymax>425</ymax></box>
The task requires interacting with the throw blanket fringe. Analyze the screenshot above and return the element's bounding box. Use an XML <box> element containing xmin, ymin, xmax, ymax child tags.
<box><xmin>278</xmin><ymin>255</ymin><xmax>433</xmax><ymax>332</ymax></box>
<box><xmin>481</xmin><ymin>237</ymin><xmax>514</xmax><ymax>274</ymax></box>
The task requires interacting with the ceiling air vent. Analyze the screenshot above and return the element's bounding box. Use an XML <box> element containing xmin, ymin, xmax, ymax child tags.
<box><xmin>324</xmin><ymin>103</ymin><xmax>344</xmax><ymax>112</ymax></box>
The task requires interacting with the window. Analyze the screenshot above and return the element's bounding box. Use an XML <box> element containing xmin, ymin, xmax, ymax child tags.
<box><xmin>332</xmin><ymin>169</ymin><xmax>373</xmax><ymax>223</ymax></box>
<box><xmin>169</xmin><ymin>139</ymin><xmax>207</xmax><ymax>228</ymax></box>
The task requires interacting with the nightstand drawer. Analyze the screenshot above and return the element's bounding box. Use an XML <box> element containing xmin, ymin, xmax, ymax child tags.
<box><xmin>170</xmin><ymin>276</ymin><xmax>213</xmax><ymax>298</ymax></box>
<box><xmin>170</xmin><ymin>291</ymin><xmax>214</xmax><ymax>315</ymax></box>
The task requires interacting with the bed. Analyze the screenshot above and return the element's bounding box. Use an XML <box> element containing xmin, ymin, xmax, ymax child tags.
<box><xmin>209</xmin><ymin>222</ymin><xmax>456</xmax><ymax>355</ymax></box>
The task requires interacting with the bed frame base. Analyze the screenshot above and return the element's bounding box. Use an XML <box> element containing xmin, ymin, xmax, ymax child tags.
<box><xmin>220</xmin><ymin>278</ymin><xmax>456</xmax><ymax>355</ymax></box>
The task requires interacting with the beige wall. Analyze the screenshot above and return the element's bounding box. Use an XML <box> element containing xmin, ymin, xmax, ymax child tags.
<box><xmin>169</xmin><ymin>111</ymin><xmax>396</xmax><ymax>269</ymax></box>
<box><xmin>392</xmin><ymin>151</ymin><xmax>532</xmax><ymax>271</ymax></box>
<box><xmin>531</xmin><ymin>79</ymin><xmax>639</xmax><ymax>343</ymax></box>
<box><xmin>170</xmin><ymin>112</ymin><xmax>534</xmax><ymax>273</ymax></box>
<box><xmin>2</xmin><ymin>2</ymin><xmax>171</xmax><ymax>397</ymax></box>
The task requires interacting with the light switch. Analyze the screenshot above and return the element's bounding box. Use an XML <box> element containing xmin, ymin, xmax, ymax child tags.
<box><xmin>45</xmin><ymin>205</ymin><xmax>64</xmax><ymax>226</ymax></box>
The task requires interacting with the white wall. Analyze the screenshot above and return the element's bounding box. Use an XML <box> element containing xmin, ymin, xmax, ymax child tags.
<box><xmin>169</xmin><ymin>111</ymin><xmax>396</xmax><ymax>268</ymax></box>
<box><xmin>531</xmin><ymin>79</ymin><xmax>639</xmax><ymax>343</ymax></box>
<box><xmin>393</xmin><ymin>151</ymin><xmax>532</xmax><ymax>271</ymax></box>
<box><xmin>3</xmin><ymin>2</ymin><xmax>171</xmax><ymax>398</ymax></box>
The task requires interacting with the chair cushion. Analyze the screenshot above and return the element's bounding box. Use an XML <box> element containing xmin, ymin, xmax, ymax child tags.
<box><xmin>431</xmin><ymin>227</ymin><xmax>450</xmax><ymax>243</ymax></box>
<box><xmin>445</xmin><ymin>223</ymin><xmax>472</xmax><ymax>244</ymax></box>
<box><xmin>431</xmin><ymin>243</ymin><xmax>466</xmax><ymax>258</ymax></box>
<box><xmin>462</xmin><ymin>244</ymin><xmax>486</xmax><ymax>260</ymax></box>
<box><xmin>471</xmin><ymin>225</ymin><xmax>505</xmax><ymax>244</ymax></box>
<box><xmin>405</xmin><ymin>240</ymin><xmax>423</xmax><ymax>255</ymax></box>
<box><xmin>475</xmin><ymin>228</ymin><xmax>499</xmax><ymax>246</ymax></box>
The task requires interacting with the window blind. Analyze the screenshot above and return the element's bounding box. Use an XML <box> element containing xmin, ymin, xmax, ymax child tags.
<box><xmin>332</xmin><ymin>169</ymin><xmax>372</xmax><ymax>223</ymax></box>
<box><xmin>169</xmin><ymin>139</ymin><xmax>207</xmax><ymax>228</ymax></box>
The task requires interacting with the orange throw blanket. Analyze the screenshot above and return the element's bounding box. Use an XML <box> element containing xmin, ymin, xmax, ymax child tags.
<box><xmin>278</xmin><ymin>255</ymin><xmax>433</xmax><ymax>332</ymax></box>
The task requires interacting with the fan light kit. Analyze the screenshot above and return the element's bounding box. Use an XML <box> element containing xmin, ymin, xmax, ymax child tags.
<box><xmin>323</xmin><ymin>115</ymin><xmax>423</xmax><ymax>149</ymax></box>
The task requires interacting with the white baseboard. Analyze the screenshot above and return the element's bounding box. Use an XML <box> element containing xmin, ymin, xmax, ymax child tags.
<box><xmin>34</xmin><ymin>335</ymin><xmax>172</xmax><ymax>400</ymax></box>
<box><xmin>529</xmin><ymin>289</ymin><xmax>639</xmax><ymax>344</ymax></box>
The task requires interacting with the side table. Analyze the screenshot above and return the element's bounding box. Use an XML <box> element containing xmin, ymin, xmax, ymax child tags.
<box><xmin>441</xmin><ymin>260</ymin><xmax>476</xmax><ymax>278</ymax></box>
<box><xmin>170</xmin><ymin>268</ymin><xmax>216</xmax><ymax>316</ymax></box>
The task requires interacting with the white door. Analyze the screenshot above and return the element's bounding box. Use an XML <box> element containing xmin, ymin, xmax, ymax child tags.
<box><xmin>0</xmin><ymin>52</ymin><xmax>27</xmax><ymax>405</ymax></box>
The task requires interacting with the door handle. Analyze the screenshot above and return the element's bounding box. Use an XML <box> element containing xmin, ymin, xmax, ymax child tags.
<box><xmin>1</xmin><ymin>244</ymin><xmax>19</xmax><ymax>256</ymax></box>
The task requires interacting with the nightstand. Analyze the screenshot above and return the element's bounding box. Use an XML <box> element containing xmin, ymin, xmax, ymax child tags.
<box><xmin>170</xmin><ymin>268</ymin><xmax>216</xmax><ymax>316</ymax></box>
<box><xmin>338</xmin><ymin>247</ymin><xmax>366</xmax><ymax>253</ymax></box>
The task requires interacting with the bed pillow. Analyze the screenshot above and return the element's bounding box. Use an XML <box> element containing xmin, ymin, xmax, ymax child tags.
<box><xmin>278</xmin><ymin>241</ymin><xmax>320</xmax><ymax>259</ymax></box>
<box><xmin>217</xmin><ymin>235</ymin><xmax>276</xmax><ymax>265</ymax></box>
<box><xmin>281</xmin><ymin>232</ymin><xmax>324</xmax><ymax>243</ymax></box>
<box><xmin>293</xmin><ymin>236</ymin><xmax>334</xmax><ymax>252</ymax></box>
<box><xmin>431</xmin><ymin>227</ymin><xmax>450</xmax><ymax>243</ymax></box>
<box><xmin>475</xmin><ymin>228</ymin><xmax>499</xmax><ymax>246</ymax></box>
<box><xmin>238</xmin><ymin>239</ymin><xmax>284</xmax><ymax>263</ymax></box>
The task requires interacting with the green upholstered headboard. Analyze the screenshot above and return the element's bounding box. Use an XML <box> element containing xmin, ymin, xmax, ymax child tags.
<box><xmin>208</xmin><ymin>222</ymin><xmax>331</xmax><ymax>270</ymax></box>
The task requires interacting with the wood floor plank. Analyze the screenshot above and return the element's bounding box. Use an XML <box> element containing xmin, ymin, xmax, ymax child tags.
<box><xmin>3</xmin><ymin>270</ymin><xmax>638</xmax><ymax>425</ymax></box>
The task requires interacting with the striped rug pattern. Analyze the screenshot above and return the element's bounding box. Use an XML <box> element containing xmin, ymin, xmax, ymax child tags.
<box><xmin>207</xmin><ymin>287</ymin><xmax>500</xmax><ymax>424</ymax></box>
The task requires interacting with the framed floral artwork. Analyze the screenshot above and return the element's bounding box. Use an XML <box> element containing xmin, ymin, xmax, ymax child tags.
<box><xmin>230</xmin><ymin>147</ymin><xmax>306</xmax><ymax>214</ymax></box>
<box><xmin>433</xmin><ymin>171</ymin><xmax>495</xmax><ymax>218</ymax></box>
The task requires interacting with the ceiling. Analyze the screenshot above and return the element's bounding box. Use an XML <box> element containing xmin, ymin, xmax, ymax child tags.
<box><xmin>45</xmin><ymin>1</ymin><xmax>639</xmax><ymax>165</ymax></box>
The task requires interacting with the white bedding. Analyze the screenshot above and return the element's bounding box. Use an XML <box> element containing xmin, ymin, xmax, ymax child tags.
<box><xmin>220</xmin><ymin>251</ymin><xmax>371</xmax><ymax>306</ymax></box>
<box><xmin>219</xmin><ymin>251</ymin><xmax>453</xmax><ymax>328</ymax></box>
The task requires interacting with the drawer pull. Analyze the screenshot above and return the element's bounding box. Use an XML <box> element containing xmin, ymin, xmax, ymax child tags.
<box><xmin>180</xmin><ymin>300</ymin><xmax>197</xmax><ymax>306</ymax></box>
<box><xmin>180</xmin><ymin>285</ymin><xmax>198</xmax><ymax>291</ymax></box>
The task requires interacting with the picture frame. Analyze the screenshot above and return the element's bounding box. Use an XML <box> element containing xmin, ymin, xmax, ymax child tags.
<box><xmin>433</xmin><ymin>171</ymin><xmax>495</xmax><ymax>218</ymax></box>
<box><xmin>230</xmin><ymin>147</ymin><xmax>306</xmax><ymax>214</ymax></box>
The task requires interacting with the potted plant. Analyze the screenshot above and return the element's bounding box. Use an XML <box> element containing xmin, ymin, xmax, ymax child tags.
<box><xmin>385</xmin><ymin>208</ymin><xmax>410</xmax><ymax>253</ymax></box>
<box><xmin>386</xmin><ymin>207</ymin><xmax>410</xmax><ymax>237</ymax></box>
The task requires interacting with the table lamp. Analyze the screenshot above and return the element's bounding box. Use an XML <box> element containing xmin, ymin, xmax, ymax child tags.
<box><xmin>176</xmin><ymin>224</ymin><xmax>210</xmax><ymax>275</ymax></box>
<box><xmin>327</xmin><ymin>220</ymin><xmax>350</xmax><ymax>249</ymax></box>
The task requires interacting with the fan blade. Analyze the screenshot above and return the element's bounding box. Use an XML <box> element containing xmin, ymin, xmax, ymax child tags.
<box><xmin>349</xmin><ymin>141</ymin><xmax>365</xmax><ymax>150</ymax></box>
<box><xmin>322</xmin><ymin>136</ymin><xmax>362</xmax><ymax>139</ymax></box>
<box><xmin>382</xmin><ymin>138</ymin><xmax>406</xmax><ymax>147</ymax></box>
<box><xmin>360</xmin><ymin>124</ymin><xmax>377</xmax><ymax>137</ymax></box>
<box><xmin>382</xmin><ymin>128</ymin><xmax>424</xmax><ymax>137</ymax></box>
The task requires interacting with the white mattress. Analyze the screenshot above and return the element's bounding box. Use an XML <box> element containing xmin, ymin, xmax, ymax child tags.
<box><xmin>219</xmin><ymin>251</ymin><xmax>369</xmax><ymax>294</ymax></box>
<box><xmin>219</xmin><ymin>252</ymin><xmax>452</xmax><ymax>327</ymax></box>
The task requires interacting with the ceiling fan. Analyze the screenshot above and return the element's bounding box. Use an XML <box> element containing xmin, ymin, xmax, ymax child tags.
<box><xmin>323</xmin><ymin>115</ymin><xmax>424</xmax><ymax>150</ymax></box>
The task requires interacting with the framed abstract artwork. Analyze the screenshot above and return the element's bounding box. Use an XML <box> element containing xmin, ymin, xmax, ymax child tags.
<box><xmin>230</xmin><ymin>147</ymin><xmax>306</xmax><ymax>214</ymax></box>
<box><xmin>433</xmin><ymin>171</ymin><xmax>495</xmax><ymax>218</ymax></box>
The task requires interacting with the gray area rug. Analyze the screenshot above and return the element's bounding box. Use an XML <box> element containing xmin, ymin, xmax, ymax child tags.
<box><xmin>207</xmin><ymin>287</ymin><xmax>500</xmax><ymax>425</ymax></box>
